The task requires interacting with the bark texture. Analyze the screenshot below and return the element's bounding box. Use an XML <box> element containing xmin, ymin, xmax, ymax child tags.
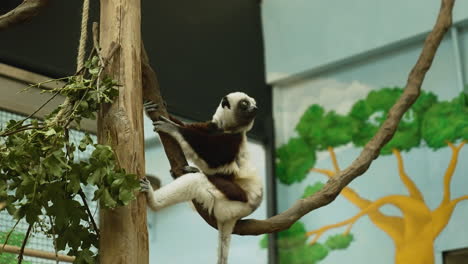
<box><xmin>98</xmin><ymin>0</ymin><xmax>148</xmax><ymax>263</ymax></box>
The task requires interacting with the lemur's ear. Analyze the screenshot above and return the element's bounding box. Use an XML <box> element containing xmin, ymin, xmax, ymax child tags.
<box><xmin>221</xmin><ymin>96</ymin><xmax>231</xmax><ymax>109</ymax></box>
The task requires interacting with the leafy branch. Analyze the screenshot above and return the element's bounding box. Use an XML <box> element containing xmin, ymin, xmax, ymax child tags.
<box><xmin>0</xmin><ymin>38</ymin><xmax>139</xmax><ymax>262</ymax></box>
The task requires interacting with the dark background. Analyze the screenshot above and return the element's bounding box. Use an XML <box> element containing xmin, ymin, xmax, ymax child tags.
<box><xmin>0</xmin><ymin>0</ymin><xmax>272</xmax><ymax>143</ymax></box>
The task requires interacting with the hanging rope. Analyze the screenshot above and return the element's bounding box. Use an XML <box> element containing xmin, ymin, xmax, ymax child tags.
<box><xmin>51</xmin><ymin>0</ymin><xmax>90</xmax><ymax>125</ymax></box>
<box><xmin>76</xmin><ymin>0</ymin><xmax>90</xmax><ymax>71</ymax></box>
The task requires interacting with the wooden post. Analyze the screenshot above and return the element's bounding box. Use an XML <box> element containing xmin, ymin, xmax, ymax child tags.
<box><xmin>98</xmin><ymin>0</ymin><xmax>148</xmax><ymax>263</ymax></box>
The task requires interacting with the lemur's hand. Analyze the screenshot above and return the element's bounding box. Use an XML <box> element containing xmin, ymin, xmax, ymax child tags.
<box><xmin>152</xmin><ymin>120</ymin><xmax>178</xmax><ymax>134</ymax></box>
<box><xmin>140</xmin><ymin>177</ymin><xmax>153</xmax><ymax>193</ymax></box>
<box><xmin>143</xmin><ymin>100</ymin><xmax>159</xmax><ymax>116</ymax></box>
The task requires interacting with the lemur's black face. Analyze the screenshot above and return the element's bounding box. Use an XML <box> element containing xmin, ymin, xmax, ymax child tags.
<box><xmin>236</xmin><ymin>98</ymin><xmax>257</xmax><ymax>122</ymax></box>
<box><xmin>214</xmin><ymin>92</ymin><xmax>258</xmax><ymax>132</ymax></box>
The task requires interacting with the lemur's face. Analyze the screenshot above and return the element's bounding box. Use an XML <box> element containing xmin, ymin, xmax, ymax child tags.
<box><xmin>212</xmin><ymin>92</ymin><xmax>258</xmax><ymax>133</ymax></box>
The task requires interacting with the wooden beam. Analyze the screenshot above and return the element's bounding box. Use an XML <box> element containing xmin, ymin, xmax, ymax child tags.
<box><xmin>0</xmin><ymin>63</ymin><xmax>97</xmax><ymax>133</ymax></box>
<box><xmin>1</xmin><ymin>245</ymin><xmax>75</xmax><ymax>263</ymax></box>
<box><xmin>98</xmin><ymin>0</ymin><xmax>148</xmax><ymax>263</ymax></box>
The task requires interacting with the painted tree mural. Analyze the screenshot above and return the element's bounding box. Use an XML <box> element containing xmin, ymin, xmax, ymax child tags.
<box><xmin>275</xmin><ymin>87</ymin><xmax>468</xmax><ymax>264</ymax></box>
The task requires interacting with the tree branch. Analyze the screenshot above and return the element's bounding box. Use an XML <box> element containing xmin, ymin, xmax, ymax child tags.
<box><xmin>450</xmin><ymin>195</ymin><xmax>468</xmax><ymax>206</ymax></box>
<box><xmin>441</xmin><ymin>141</ymin><xmax>465</xmax><ymax>204</ymax></box>
<box><xmin>17</xmin><ymin>223</ymin><xmax>33</xmax><ymax>264</ymax></box>
<box><xmin>141</xmin><ymin>0</ymin><xmax>455</xmax><ymax>236</ymax></box>
<box><xmin>392</xmin><ymin>149</ymin><xmax>425</xmax><ymax>201</ymax></box>
<box><xmin>311</xmin><ymin>160</ymin><xmax>405</xmax><ymax>240</ymax></box>
<box><xmin>305</xmin><ymin>194</ymin><xmax>408</xmax><ymax>245</ymax></box>
<box><xmin>141</xmin><ymin>42</ymin><xmax>220</xmax><ymax>227</ymax></box>
<box><xmin>328</xmin><ymin>146</ymin><xmax>341</xmax><ymax>172</ymax></box>
<box><xmin>0</xmin><ymin>0</ymin><xmax>49</xmax><ymax>31</ymax></box>
<box><xmin>78</xmin><ymin>189</ymin><xmax>100</xmax><ymax>238</ymax></box>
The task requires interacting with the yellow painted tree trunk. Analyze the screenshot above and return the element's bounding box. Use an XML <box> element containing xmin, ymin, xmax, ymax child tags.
<box><xmin>395</xmin><ymin>236</ymin><xmax>435</xmax><ymax>264</ymax></box>
<box><xmin>309</xmin><ymin>142</ymin><xmax>467</xmax><ymax>264</ymax></box>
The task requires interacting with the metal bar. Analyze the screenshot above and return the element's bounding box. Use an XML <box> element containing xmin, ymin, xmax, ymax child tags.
<box><xmin>450</xmin><ymin>26</ymin><xmax>466</xmax><ymax>93</ymax></box>
<box><xmin>263</xmin><ymin>113</ymin><xmax>278</xmax><ymax>264</ymax></box>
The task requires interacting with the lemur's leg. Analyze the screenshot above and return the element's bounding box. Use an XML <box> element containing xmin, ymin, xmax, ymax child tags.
<box><xmin>140</xmin><ymin>173</ymin><xmax>214</xmax><ymax>211</ymax></box>
<box><xmin>217</xmin><ymin>219</ymin><xmax>237</xmax><ymax>264</ymax></box>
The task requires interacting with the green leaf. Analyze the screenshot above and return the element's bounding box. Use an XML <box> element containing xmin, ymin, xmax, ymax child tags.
<box><xmin>87</xmin><ymin>168</ymin><xmax>104</xmax><ymax>185</ymax></box>
<box><xmin>118</xmin><ymin>188</ymin><xmax>134</xmax><ymax>205</ymax></box>
<box><xmin>276</xmin><ymin>137</ymin><xmax>316</xmax><ymax>185</ymax></box>
<box><xmin>302</xmin><ymin>182</ymin><xmax>325</xmax><ymax>198</ymax></box>
<box><xmin>44</xmin><ymin>128</ymin><xmax>57</xmax><ymax>137</ymax></box>
<box><xmin>259</xmin><ymin>235</ymin><xmax>269</xmax><ymax>249</ymax></box>
<box><xmin>89</xmin><ymin>67</ymin><xmax>99</xmax><ymax>75</ymax></box>
<box><xmin>79</xmin><ymin>133</ymin><xmax>94</xmax><ymax>151</ymax></box>
<box><xmin>101</xmin><ymin>189</ymin><xmax>117</xmax><ymax>208</ymax></box>
<box><xmin>325</xmin><ymin>233</ymin><xmax>354</xmax><ymax>250</ymax></box>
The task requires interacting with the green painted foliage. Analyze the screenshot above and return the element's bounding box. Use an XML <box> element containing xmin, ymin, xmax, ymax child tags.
<box><xmin>422</xmin><ymin>93</ymin><xmax>468</xmax><ymax>149</ymax></box>
<box><xmin>296</xmin><ymin>105</ymin><xmax>359</xmax><ymax>150</ymax></box>
<box><xmin>350</xmin><ymin>87</ymin><xmax>437</xmax><ymax>154</ymax></box>
<box><xmin>0</xmin><ymin>231</ymin><xmax>32</xmax><ymax>264</ymax></box>
<box><xmin>276</xmin><ymin>138</ymin><xmax>316</xmax><ymax>185</ymax></box>
<box><xmin>325</xmin><ymin>234</ymin><xmax>354</xmax><ymax>250</ymax></box>
<box><xmin>277</xmin><ymin>222</ymin><xmax>328</xmax><ymax>264</ymax></box>
<box><xmin>302</xmin><ymin>182</ymin><xmax>325</xmax><ymax>198</ymax></box>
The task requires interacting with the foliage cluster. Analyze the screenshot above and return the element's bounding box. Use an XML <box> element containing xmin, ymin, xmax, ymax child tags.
<box><xmin>260</xmin><ymin>182</ymin><xmax>353</xmax><ymax>263</ymax></box>
<box><xmin>260</xmin><ymin>221</ymin><xmax>353</xmax><ymax>264</ymax></box>
<box><xmin>0</xmin><ymin>55</ymin><xmax>139</xmax><ymax>263</ymax></box>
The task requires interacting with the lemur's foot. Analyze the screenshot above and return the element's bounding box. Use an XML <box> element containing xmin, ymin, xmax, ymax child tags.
<box><xmin>140</xmin><ymin>177</ymin><xmax>152</xmax><ymax>193</ymax></box>
<box><xmin>152</xmin><ymin>120</ymin><xmax>178</xmax><ymax>134</ymax></box>
<box><xmin>170</xmin><ymin>165</ymin><xmax>200</xmax><ymax>178</ymax></box>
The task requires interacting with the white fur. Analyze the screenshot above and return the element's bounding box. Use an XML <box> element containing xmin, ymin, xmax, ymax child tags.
<box><xmin>145</xmin><ymin>92</ymin><xmax>262</xmax><ymax>264</ymax></box>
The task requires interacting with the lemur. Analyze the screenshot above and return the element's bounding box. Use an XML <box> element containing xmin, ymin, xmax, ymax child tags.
<box><xmin>141</xmin><ymin>92</ymin><xmax>263</xmax><ymax>264</ymax></box>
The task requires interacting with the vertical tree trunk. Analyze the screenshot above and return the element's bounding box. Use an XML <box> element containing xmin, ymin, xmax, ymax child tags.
<box><xmin>98</xmin><ymin>0</ymin><xmax>148</xmax><ymax>263</ymax></box>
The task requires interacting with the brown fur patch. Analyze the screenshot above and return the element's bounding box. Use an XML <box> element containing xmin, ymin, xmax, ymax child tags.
<box><xmin>207</xmin><ymin>173</ymin><xmax>248</xmax><ymax>202</ymax></box>
<box><xmin>179</xmin><ymin>124</ymin><xmax>242</xmax><ymax>168</ymax></box>
<box><xmin>168</xmin><ymin>115</ymin><xmax>248</xmax><ymax>203</ymax></box>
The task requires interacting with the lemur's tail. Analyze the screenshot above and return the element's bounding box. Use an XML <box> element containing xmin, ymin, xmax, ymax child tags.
<box><xmin>217</xmin><ymin>219</ymin><xmax>237</xmax><ymax>264</ymax></box>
